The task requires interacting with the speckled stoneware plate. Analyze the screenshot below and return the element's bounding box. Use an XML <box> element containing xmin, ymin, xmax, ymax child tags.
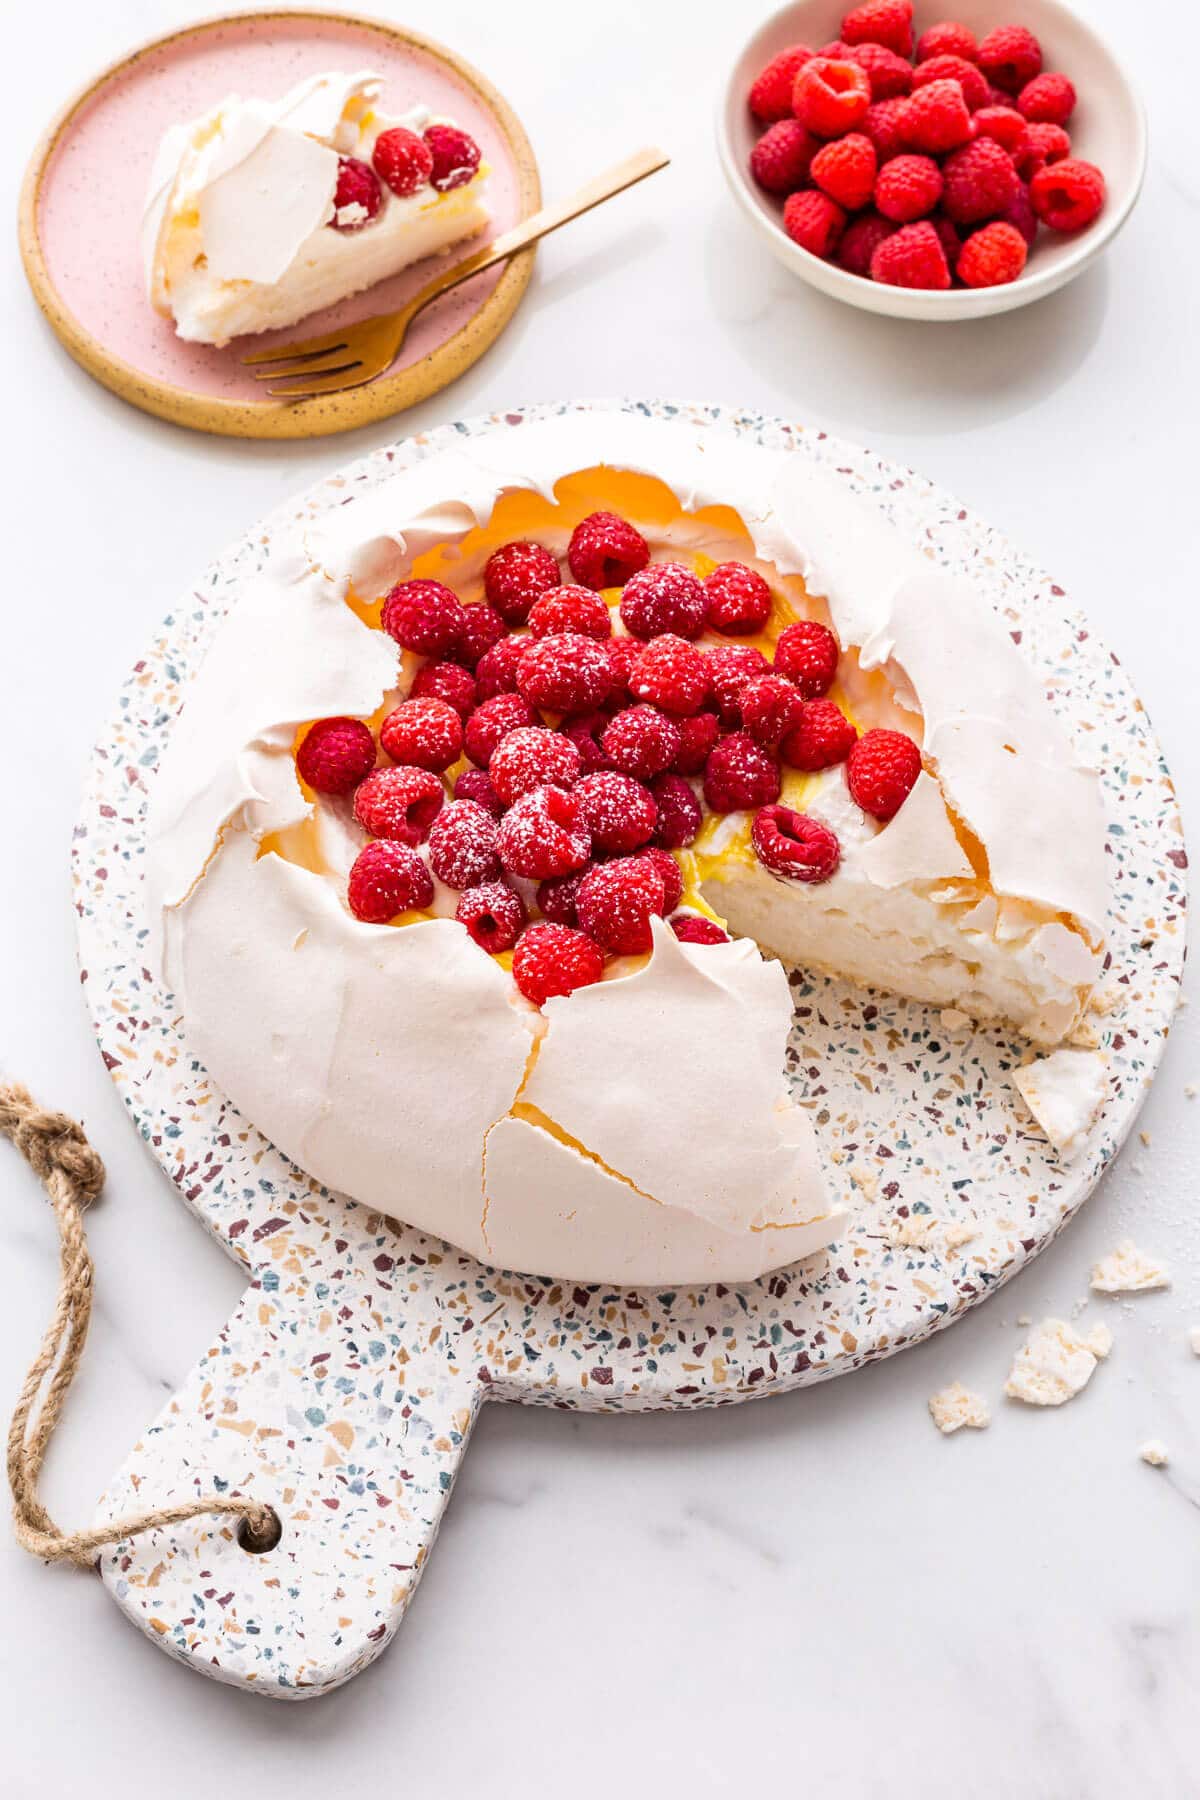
<box><xmin>74</xmin><ymin>399</ymin><xmax>1185</xmax><ymax>1698</ymax></box>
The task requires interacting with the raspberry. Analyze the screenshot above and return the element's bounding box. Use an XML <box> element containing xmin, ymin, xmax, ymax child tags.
<box><xmin>840</xmin><ymin>0</ymin><xmax>913</xmax><ymax>56</ymax></box>
<box><xmin>1030</xmin><ymin>157</ymin><xmax>1105</xmax><ymax>232</ymax></box>
<box><xmin>781</xmin><ymin>698</ymin><xmax>857</xmax><ymax>770</ymax></box>
<box><xmin>751</xmin><ymin>806</ymin><xmax>841</xmax><ymax>884</ymax></box>
<box><xmin>456</xmin><ymin>880</ymin><xmax>524</xmax><ymax>953</ymax></box>
<box><xmin>353</xmin><ymin>764</ymin><xmax>443</xmax><ymax>844</ymax></box>
<box><xmin>330</xmin><ymin>157</ymin><xmax>382</xmax><ymax>229</ymax></box>
<box><xmin>703</xmin><ymin>732</ymin><xmax>782</xmax><ymax>813</ymax></box>
<box><xmin>672</xmin><ymin>710</ymin><xmax>721</xmax><ymax>775</ymax></box>
<box><xmin>372</xmin><ymin>126</ymin><xmax>433</xmax><ymax>197</ymax></box>
<box><xmin>601</xmin><ymin>705</ymin><xmax>681</xmax><ymax>782</ymax></box>
<box><xmin>619</xmin><ymin>563</ymin><xmax>707</xmax><ymax>640</ymax></box>
<box><xmin>706</xmin><ymin>645</ymin><xmax>770</xmax><ymax>721</ymax></box>
<box><xmin>875</xmin><ymin>153</ymin><xmax>944</xmax><ymax>222</ymax></box>
<box><xmin>455</xmin><ymin>602</ymin><xmax>506</xmax><ymax>669</ymax></box>
<box><xmin>651</xmin><ymin>773</ymin><xmax>702</xmax><ymax>849</ymax></box>
<box><xmin>977</xmin><ymin>25</ymin><xmax>1042</xmax><ymax>95</ymax></box>
<box><xmin>512</xmin><ymin>922</ymin><xmax>605</xmax><ymax>1006</ymax></box>
<box><xmin>838</xmin><ymin>210</ymin><xmax>896</xmax><ymax>277</ymax></box>
<box><xmin>811</xmin><ymin>133</ymin><xmax>877</xmax><ymax>210</ymax></box>
<box><xmin>750</xmin><ymin>43</ymin><xmax>815</xmax><ymax>121</ymax></box>
<box><xmin>1001</xmin><ymin>181</ymin><xmax>1038</xmax><ymax>246</ymax></box>
<box><xmin>576</xmin><ymin>770</ymin><xmax>658</xmax><ymax>852</ymax></box>
<box><xmin>863</xmin><ymin>96</ymin><xmax>910</xmax><ymax>160</ymax></box>
<box><xmin>1017</xmin><ymin>72</ymin><xmax>1075</xmax><ymax>126</ymax></box>
<box><xmin>380</xmin><ymin>696</ymin><xmax>463</xmax><ymax>773</ymax></box>
<box><xmin>536</xmin><ymin>865</ymin><xmax>592</xmax><ymax>926</ymax></box>
<box><xmin>671</xmin><ymin>916</ymin><xmax>730</xmax><ymax>946</ymax></box>
<box><xmin>1018</xmin><ymin>121</ymin><xmax>1071</xmax><ymax>178</ymax></box>
<box><xmin>296</xmin><ymin>716</ymin><xmax>375</xmax><ymax>795</ymax></box>
<box><xmin>576</xmin><ymin>857</ymin><xmax>665</xmax><ymax>956</ymax></box>
<box><xmin>972</xmin><ymin>105</ymin><xmax>1029</xmax><ymax>157</ymax></box>
<box><xmin>411</xmin><ymin>658</ymin><xmax>477</xmax><ymax>717</ymax></box>
<box><xmin>704</xmin><ymin>562</ymin><xmax>773</xmax><ymax>635</ymax></box>
<box><xmin>916</xmin><ymin>21</ymin><xmax>977</xmax><ymax>62</ymax></box>
<box><xmin>605</xmin><ymin>635</ymin><xmax>641</xmax><ymax>706</ymax></box>
<box><xmin>628</xmin><ymin>634</ymin><xmax>710</xmax><ymax>716</ymax></box>
<box><xmin>424</xmin><ymin>123</ymin><xmax>481</xmax><ymax>192</ymax></box>
<box><xmin>847</xmin><ymin>727</ymin><xmax>922</xmax><ymax>818</ymax></box>
<box><xmin>517</xmin><ymin>633</ymin><xmax>612</xmax><ymax>714</ymax></box>
<box><xmin>428</xmin><ymin>799</ymin><xmax>501</xmax><ymax>889</ymax></box>
<box><xmin>910</xmin><ymin>54</ymin><xmax>989</xmax><ymax>111</ymax></box>
<box><xmin>347</xmin><ymin>841</ymin><xmax>433</xmax><ymax>923</ymax></box>
<box><xmin>783</xmin><ymin>188</ymin><xmax>846</xmax><ymax>258</ymax></box>
<box><xmin>750</xmin><ymin>119</ymin><xmax>816</xmax><ymax>195</ymax></box>
<box><xmin>453</xmin><ymin>768</ymin><xmax>504</xmax><ymax>816</ymax></box>
<box><xmin>899</xmin><ymin>80</ymin><xmax>973</xmax><ymax>154</ymax></box>
<box><xmin>567</xmin><ymin>511</ymin><xmax>649</xmax><ymax>590</ymax></box>
<box><xmin>739</xmin><ymin>674</ymin><xmax>806</xmax><ymax>748</ymax></box>
<box><xmin>929</xmin><ymin>211</ymin><xmax>963</xmax><ymax>265</ymax></box>
<box><xmin>497</xmin><ymin>786</ymin><xmax>592</xmax><ymax>881</ymax></box>
<box><xmin>957</xmin><ymin>219</ymin><xmax>1027</xmax><ymax>287</ymax></box>
<box><xmin>563</xmin><ymin>711</ymin><xmax>613</xmax><ymax>774</ymax></box>
<box><xmin>463</xmin><ymin>692</ymin><xmax>537</xmax><ymax>768</ymax></box>
<box><xmin>870</xmin><ymin>221</ymin><xmax>951</xmax><ymax>288</ymax></box>
<box><xmin>940</xmin><ymin>137</ymin><xmax>1019</xmax><ymax>224</ymax></box>
<box><xmin>381</xmin><ymin>579</ymin><xmax>465</xmax><ymax>655</ymax></box>
<box><xmin>484</xmin><ymin>541</ymin><xmax>560</xmax><ymax>625</ymax></box>
<box><xmin>792</xmin><ymin>58</ymin><xmax>872</xmax><ymax>139</ymax></box>
<box><xmin>844</xmin><ymin>43</ymin><xmax>912</xmax><ymax>101</ymax></box>
<box><xmin>773</xmin><ymin>619</ymin><xmax>840</xmax><ymax>696</ymax></box>
<box><xmin>641</xmin><ymin>847</ymin><xmax>684</xmax><ymax>914</ymax></box>
<box><xmin>528</xmin><ymin>584</ymin><xmax>612</xmax><ymax>640</ymax></box>
<box><xmin>474</xmin><ymin>635</ymin><xmax>527</xmax><ymax>700</ymax></box>
<box><xmin>489</xmin><ymin>726</ymin><xmax>581</xmax><ymax>806</ymax></box>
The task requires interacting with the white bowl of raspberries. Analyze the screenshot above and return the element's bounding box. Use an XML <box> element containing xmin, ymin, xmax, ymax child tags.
<box><xmin>717</xmin><ymin>0</ymin><xmax>1146</xmax><ymax>316</ymax></box>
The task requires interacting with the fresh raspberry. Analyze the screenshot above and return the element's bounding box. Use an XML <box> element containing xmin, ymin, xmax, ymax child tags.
<box><xmin>781</xmin><ymin>698</ymin><xmax>857</xmax><ymax>770</ymax></box>
<box><xmin>601</xmin><ymin>705</ymin><xmax>681</xmax><ymax>782</ymax></box>
<box><xmin>750</xmin><ymin>119</ymin><xmax>817</xmax><ymax>195</ymax></box>
<box><xmin>411</xmin><ymin>658</ymin><xmax>477</xmax><ymax>717</ymax></box>
<box><xmin>929</xmin><ymin>211</ymin><xmax>963</xmax><ymax>265</ymax></box>
<box><xmin>957</xmin><ymin>219</ymin><xmax>1027</xmax><ymax>287</ymax></box>
<box><xmin>706</xmin><ymin>645</ymin><xmax>771</xmax><ymax>722</ymax></box>
<box><xmin>474</xmin><ymin>635</ymin><xmax>527</xmax><ymax>700</ymax></box>
<box><xmin>628</xmin><ymin>634</ymin><xmax>710</xmax><ymax>716</ymax></box>
<box><xmin>940</xmin><ymin>137</ymin><xmax>1019</xmax><ymax>224</ymax></box>
<box><xmin>605</xmin><ymin>635</ymin><xmax>641</xmax><ymax>706</ymax></box>
<box><xmin>840</xmin><ymin>0</ymin><xmax>913</xmax><ymax>57</ymax></box>
<box><xmin>671</xmin><ymin>916</ymin><xmax>730</xmax><ymax>946</ymax></box>
<box><xmin>751</xmin><ymin>806</ymin><xmax>841</xmax><ymax>884</ymax></box>
<box><xmin>381</xmin><ymin>579</ymin><xmax>465</xmax><ymax>655</ymax></box>
<box><xmin>875</xmin><ymin>153</ymin><xmax>944</xmax><ymax>222</ymax></box>
<box><xmin>749</xmin><ymin>44</ymin><xmax>815</xmax><ymax>122</ymax></box>
<box><xmin>347</xmin><ymin>841</ymin><xmax>433</xmax><ymax>922</ymax></box>
<box><xmin>463</xmin><ymin>692</ymin><xmax>537</xmax><ymax>768</ymax></box>
<box><xmin>672</xmin><ymin>710</ymin><xmax>721</xmax><ymax>775</ymax></box>
<box><xmin>528</xmin><ymin>584</ymin><xmax>612</xmax><ymax>640</ymax></box>
<box><xmin>972</xmin><ymin>105</ymin><xmax>1030</xmax><ymax>157</ymax></box>
<box><xmin>576</xmin><ymin>857</ymin><xmax>665</xmax><ymax>956</ymax></box>
<box><xmin>838</xmin><ymin>210</ymin><xmax>896</xmax><ymax>277</ymax></box>
<box><xmin>844</xmin><ymin>42</ymin><xmax>912</xmax><ymax>101</ymax></box>
<box><xmin>567</xmin><ymin>511</ymin><xmax>649</xmax><ymax>590</ymax></box>
<box><xmin>704</xmin><ymin>562</ymin><xmax>773</xmax><ymax>635</ymax></box>
<box><xmin>977</xmin><ymin>25</ymin><xmax>1042</xmax><ymax>95</ymax></box>
<box><xmin>782</xmin><ymin>188</ymin><xmax>846</xmax><ymax>258</ymax></box>
<box><xmin>483</xmin><ymin>541</ymin><xmax>560</xmax><ymax>625</ymax></box>
<box><xmin>517</xmin><ymin>633</ymin><xmax>612</xmax><ymax>714</ymax></box>
<box><xmin>1001</xmin><ymin>181</ymin><xmax>1038</xmax><ymax>246</ymax></box>
<box><xmin>455</xmin><ymin>602</ymin><xmax>506</xmax><ymax>669</ymax></box>
<box><xmin>847</xmin><ymin>727</ymin><xmax>922</xmax><ymax>818</ymax></box>
<box><xmin>1018</xmin><ymin>121</ymin><xmax>1071</xmax><ymax>178</ymax></box>
<box><xmin>792</xmin><ymin>58</ymin><xmax>872</xmax><ymax>139</ymax></box>
<box><xmin>424</xmin><ymin>123</ymin><xmax>481</xmax><ymax>192</ymax></box>
<box><xmin>453</xmin><ymin>768</ymin><xmax>504</xmax><ymax>816</ymax></box>
<box><xmin>1030</xmin><ymin>158</ymin><xmax>1104</xmax><ymax>232</ymax></box>
<box><xmin>536</xmin><ymin>865</ymin><xmax>592</xmax><ymax>926</ymax></box>
<box><xmin>899</xmin><ymin>80</ymin><xmax>973</xmax><ymax>154</ymax></box>
<box><xmin>489</xmin><ymin>725</ymin><xmax>581</xmax><ymax>805</ymax></box>
<box><xmin>811</xmin><ymin>132</ymin><xmax>878</xmax><ymax>210</ymax></box>
<box><xmin>984</xmin><ymin>82</ymin><xmax>1013</xmax><ymax>108</ymax></box>
<box><xmin>353</xmin><ymin>764</ymin><xmax>443</xmax><ymax>844</ymax></box>
<box><xmin>915</xmin><ymin>21</ymin><xmax>977</xmax><ymax>62</ymax></box>
<box><xmin>563</xmin><ymin>711</ymin><xmax>613</xmax><ymax>775</ymax></box>
<box><xmin>428</xmin><ymin>799</ymin><xmax>501</xmax><ymax>889</ymax></box>
<box><xmin>910</xmin><ymin>54</ymin><xmax>989</xmax><ymax>111</ymax></box>
<box><xmin>512</xmin><ymin>922</ymin><xmax>605</xmax><ymax>1006</ymax></box>
<box><xmin>330</xmin><ymin>157</ymin><xmax>382</xmax><ymax>229</ymax></box>
<box><xmin>870</xmin><ymin>220</ymin><xmax>951</xmax><ymax>287</ymax></box>
<box><xmin>619</xmin><ymin>563</ymin><xmax>707</xmax><ymax>641</ymax></box>
<box><xmin>372</xmin><ymin>126</ymin><xmax>433</xmax><ymax>197</ymax></box>
<box><xmin>296</xmin><ymin>717</ymin><xmax>375</xmax><ymax>795</ymax></box>
<box><xmin>819</xmin><ymin>39</ymin><xmax>852</xmax><ymax>58</ymax></box>
<box><xmin>703</xmin><ymin>732</ymin><xmax>782</xmax><ymax>813</ymax></box>
<box><xmin>456</xmin><ymin>880</ymin><xmax>524</xmax><ymax>953</ymax></box>
<box><xmin>380</xmin><ymin>696</ymin><xmax>463</xmax><ymax>773</ymax></box>
<box><xmin>640</xmin><ymin>847</ymin><xmax>684</xmax><ymax>914</ymax></box>
<box><xmin>1017</xmin><ymin>72</ymin><xmax>1075</xmax><ymax>125</ymax></box>
<box><xmin>862</xmin><ymin>97</ymin><xmax>909</xmax><ymax>161</ymax></box>
<box><xmin>651</xmin><ymin>774</ymin><xmax>702</xmax><ymax>849</ymax></box>
<box><xmin>497</xmin><ymin>786</ymin><xmax>592</xmax><ymax>880</ymax></box>
<box><xmin>773</xmin><ymin>620</ymin><xmax>839</xmax><ymax>697</ymax></box>
<box><xmin>739</xmin><ymin>674</ymin><xmax>806</xmax><ymax>748</ymax></box>
<box><xmin>574</xmin><ymin>770</ymin><xmax>658</xmax><ymax>853</ymax></box>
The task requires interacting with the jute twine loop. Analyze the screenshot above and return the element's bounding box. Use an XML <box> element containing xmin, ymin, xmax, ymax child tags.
<box><xmin>1</xmin><ymin>1081</ymin><xmax>277</xmax><ymax>1567</ymax></box>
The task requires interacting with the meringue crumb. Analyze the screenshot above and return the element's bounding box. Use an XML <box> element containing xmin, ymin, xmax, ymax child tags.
<box><xmin>1186</xmin><ymin>1082</ymin><xmax>1199</xmax><ymax>1100</ymax></box>
<box><xmin>848</xmin><ymin>1167</ymin><xmax>878</xmax><ymax>1201</ymax></box>
<box><xmin>928</xmin><ymin>1383</ymin><xmax>990</xmax><ymax>1435</ymax></box>
<box><xmin>1138</xmin><ymin>1130</ymin><xmax>1151</xmax><ymax>1148</ymax></box>
<box><xmin>939</xmin><ymin>1007</ymin><xmax>970</xmax><ymax>1033</ymax></box>
<box><xmin>1090</xmin><ymin>1240</ymin><xmax>1170</xmax><ymax>1295</ymax></box>
<box><xmin>1138</xmin><ymin>1440</ymin><xmax>1169</xmax><ymax>1468</ymax></box>
<box><xmin>886</xmin><ymin>1215</ymin><xmax>975</xmax><ymax>1251</ymax></box>
<box><xmin>1188</xmin><ymin>1326</ymin><xmax>1200</xmax><ymax>1357</ymax></box>
<box><xmin>1016</xmin><ymin>1314</ymin><xmax>1032</xmax><ymax>1327</ymax></box>
<box><xmin>1004</xmin><ymin>1318</ymin><xmax>1111</xmax><ymax>1407</ymax></box>
<box><xmin>1068</xmin><ymin>1018</ymin><xmax>1103</xmax><ymax>1049</ymax></box>
<box><xmin>1013</xmin><ymin>1048</ymin><xmax>1108</xmax><ymax>1155</ymax></box>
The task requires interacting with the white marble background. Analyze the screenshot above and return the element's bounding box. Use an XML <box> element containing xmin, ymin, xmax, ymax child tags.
<box><xmin>2</xmin><ymin>0</ymin><xmax>1198</xmax><ymax>1793</ymax></box>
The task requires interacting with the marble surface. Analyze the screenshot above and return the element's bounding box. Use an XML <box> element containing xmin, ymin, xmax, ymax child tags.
<box><xmin>2</xmin><ymin>0</ymin><xmax>1197</xmax><ymax>1792</ymax></box>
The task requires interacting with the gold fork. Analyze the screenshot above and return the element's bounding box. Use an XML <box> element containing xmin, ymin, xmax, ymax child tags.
<box><xmin>242</xmin><ymin>145</ymin><xmax>670</xmax><ymax>399</ymax></box>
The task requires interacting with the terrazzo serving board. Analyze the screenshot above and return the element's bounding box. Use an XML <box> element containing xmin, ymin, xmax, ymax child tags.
<box><xmin>74</xmin><ymin>400</ymin><xmax>1186</xmax><ymax>1698</ymax></box>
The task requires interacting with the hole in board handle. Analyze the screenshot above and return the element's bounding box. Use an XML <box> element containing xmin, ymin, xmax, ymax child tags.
<box><xmin>237</xmin><ymin>1505</ymin><xmax>283</xmax><ymax>1555</ymax></box>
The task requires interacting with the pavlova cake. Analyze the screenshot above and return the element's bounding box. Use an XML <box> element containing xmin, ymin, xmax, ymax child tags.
<box><xmin>145</xmin><ymin>414</ymin><xmax>1111</xmax><ymax>1284</ymax></box>
<box><xmin>143</xmin><ymin>70</ymin><xmax>489</xmax><ymax>346</ymax></box>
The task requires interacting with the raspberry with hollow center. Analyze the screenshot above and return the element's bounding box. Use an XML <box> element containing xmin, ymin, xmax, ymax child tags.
<box><xmin>347</xmin><ymin>841</ymin><xmax>433</xmax><ymax>923</ymax></box>
<box><xmin>671</xmin><ymin>915</ymin><xmax>730</xmax><ymax>946</ymax></box>
<box><xmin>489</xmin><ymin>725</ymin><xmax>581</xmax><ymax>805</ymax></box>
<box><xmin>372</xmin><ymin>126</ymin><xmax>433</xmax><ymax>196</ymax></box>
<box><xmin>456</xmin><ymin>880</ymin><xmax>524</xmax><ymax>953</ymax></box>
<box><xmin>628</xmin><ymin>634</ymin><xmax>710</xmax><ymax>716</ymax></box>
<box><xmin>381</xmin><ymin>579</ymin><xmax>465</xmax><ymax>655</ymax></box>
<box><xmin>567</xmin><ymin>511</ymin><xmax>649</xmax><ymax>590</ymax></box>
<box><xmin>749</xmin><ymin>43</ymin><xmax>814</xmax><ymax>122</ymax></box>
<box><xmin>563</xmin><ymin>711</ymin><xmax>613</xmax><ymax>775</ymax></box>
<box><xmin>297</xmin><ymin>716</ymin><xmax>376</xmax><ymax>795</ymax></box>
<box><xmin>910</xmin><ymin>54</ymin><xmax>989</xmax><ymax>110</ymax></box>
<box><xmin>672</xmin><ymin>710</ymin><xmax>721</xmax><ymax>775</ymax></box>
<box><xmin>847</xmin><ymin>727</ymin><xmax>922</xmax><ymax>818</ymax></box>
<box><xmin>619</xmin><ymin>563</ymin><xmax>707</xmax><ymax>641</ymax></box>
<box><xmin>640</xmin><ymin>847</ymin><xmax>683</xmax><ymax>914</ymax></box>
<box><xmin>576</xmin><ymin>857</ymin><xmax>666</xmax><ymax>956</ymax></box>
<box><xmin>841</xmin><ymin>0</ymin><xmax>913</xmax><ymax>57</ymax></box>
<box><xmin>1030</xmin><ymin>158</ymin><xmax>1105</xmax><ymax>232</ymax></box>
<box><xmin>958</xmin><ymin>220</ymin><xmax>1028</xmax><ymax>287</ymax></box>
<box><xmin>601</xmin><ymin>705</ymin><xmax>681</xmax><ymax>782</ymax></box>
<box><xmin>750</xmin><ymin>119</ymin><xmax>817</xmax><ymax>195</ymax></box>
<box><xmin>463</xmin><ymin>692</ymin><xmax>537</xmax><ymax>768</ymax></box>
<box><xmin>838</xmin><ymin>210</ymin><xmax>896</xmax><ymax>277</ymax></box>
<box><xmin>781</xmin><ymin>698</ymin><xmax>858</xmax><ymax>771</ymax></box>
<box><xmin>751</xmin><ymin>806</ymin><xmax>841</xmax><ymax>884</ymax></box>
<box><xmin>916</xmin><ymin>21</ymin><xmax>978</xmax><ymax>63</ymax></box>
<box><xmin>793</xmin><ymin>57</ymin><xmax>872</xmax><ymax>138</ymax></box>
<box><xmin>575</xmin><ymin>770</ymin><xmax>658</xmax><ymax>852</ymax></box>
<box><xmin>453</xmin><ymin>768</ymin><xmax>503</xmax><ymax>816</ymax></box>
<box><xmin>704</xmin><ymin>562</ymin><xmax>772</xmax><ymax>635</ymax></box>
<box><xmin>536</xmin><ymin>865</ymin><xmax>592</xmax><ymax>927</ymax></box>
<box><xmin>528</xmin><ymin>585</ymin><xmax>612</xmax><ymax>641</ymax></box>
<box><xmin>484</xmin><ymin>541</ymin><xmax>561</xmax><ymax>625</ymax></box>
<box><xmin>977</xmin><ymin>24</ymin><xmax>1042</xmax><ymax>95</ymax></box>
<box><xmin>899</xmin><ymin>79</ymin><xmax>973</xmax><ymax>154</ymax></box>
<box><xmin>380</xmin><ymin>696</ymin><xmax>463</xmax><ymax>773</ymax></box>
<box><xmin>811</xmin><ymin>132</ymin><xmax>878</xmax><ymax>211</ymax></box>
<box><xmin>517</xmin><ymin>632</ymin><xmax>612</xmax><ymax>714</ymax></box>
<box><xmin>739</xmin><ymin>674</ymin><xmax>806</xmax><ymax>748</ymax></box>
<box><xmin>424</xmin><ymin>123</ymin><xmax>481</xmax><ymax>192</ymax></box>
<box><xmin>651</xmin><ymin>773</ymin><xmax>702</xmax><ymax>848</ymax></box>
<box><xmin>353</xmin><ymin>764</ymin><xmax>444</xmax><ymax>844</ymax></box>
<box><xmin>497</xmin><ymin>785</ymin><xmax>592</xmax><ymax>880</ymax></box>
<box><xmin>783</xmin><ymin>188</ymin><xmax>846</xmax><ymax>257</ymax></box>
<box><xmin>844</xmin><ymin>42</ymin><xmax>913</xmax><ymax>101</ymax></box>
<box><xmin>706</xmin><ymin>645</ymin><xmax>770</xmax><ymax>722</ymax></box>
<box><xmin>774</xmin><ymin>619</ymin><xmax>840</xmax><ymax>697</ymax></box>
<box><xmin>512</xmin><ymin>922</ymin><xmax>605</xmax><ymax>1007</ymax></box>
<box><xmin>428</xmin><ymin>799</ymin><xmax>501</xmax><ymax>889</ymax></box>
<box><xmin>411</xmin><ymin>659</ymin><xmax>477</xmax><ymax>717</ymax></box>
<box><xmin>703</xmin><ymin>732</ymin><xmax>782</xmax><ymax>813</ymax></box>
<box><xmin>941</xmin><ymin>137</ymin><xmax>1020</xmax><ymax>224</ymax></box>
<box><xmin>872</xmin><ymin>220</ymin><xmax>951</xmax><ymax>288</ymax></box>
<box><xmin>474</xmin><ymin>635</ymin><xmax>527</xmax><ymax>700</ymax></box>
<box><xmin>455</xmin><ymin>602</ymin><xmax>506</xmax><ymax>669</ymax></box>
<box><xmin>331</xmin><ymin>157</ymin><xmax>382</xmax><ymax>228</ymax></box>
<box><xmin>875</xmin><ymin>154</ymin><xmax>943</xmax><ymax>223</ymax></box>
